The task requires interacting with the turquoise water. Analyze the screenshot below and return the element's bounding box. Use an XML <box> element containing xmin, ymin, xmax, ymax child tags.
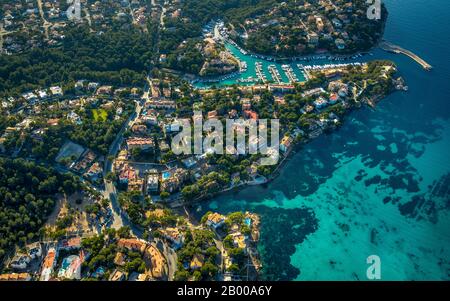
<box><xmin>162</xmin><ymin>171</ymin><xmax>171</xmax><ymax>180</ymax></box>
<box><xmin>193</xmin><ymin>0</ymin><xmax>450</xmax><ymax>280</ymax></box>
<box><xmin>194</xmin><ymin>42</ymin><xmax>306</xmax><ymax>88</ymax></box>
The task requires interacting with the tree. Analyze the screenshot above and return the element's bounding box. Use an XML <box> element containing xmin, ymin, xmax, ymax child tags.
<box><xmin>174</xmin><ymin>270</ymin><xmax>190</xmax><ymax>281</ymax></box>
<box><xmin>0</xmin><ymin>158</ymin><xmax>81</xmax><ymax>264</ymax></box>
<box><xmin>160</xmin><ymin>191</ymin><xmax>170</xmax><ymax>200</ymax></box>
<box><xmin>201</xmin><ymin>262</ymin><xmax>219</xmax><ymax>279</ymax></box>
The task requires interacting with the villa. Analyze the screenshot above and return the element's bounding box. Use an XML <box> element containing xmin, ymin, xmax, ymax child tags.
<box><xmin>335</xmin><ymin>38</ymin><xmax>346</xmax><ymax>50</ymax></box>
<box><xmin>160</xmin><ymin>227</ymin><xmax>184</xmax><ymax>249</ymax></box>
<box><xmin>59</xmin><ymin>237</ymin><xmax>81</xmax><ymax>251</ymax></box>
<box><xmin>126</xmin><ymin>137</ymin><xmax>155</xmax><ymax>152</ymax></box>
<box><xmin>314</xmin><ymin>96</ymin><xmax>328</xmax><ymax>109</ymax></box>
<box><xmin>119</xmin><ymin>165</ymin><xmax>137</xmax><ymax>184</ymax></box>
<box><xmin>243</xmin><ymin>110</ymin><xmax>259</xmax><ymax>120</ymax></box>
<box><xmin>147</xmin><ymin>171</ymin><xmax>159</xmax><ymax>193</ymax></box>
<box><xmin>190</xmin><ymin>254</ymin><xmax>205</xmax><ymax>271</ymax></box>
<box><xmin>329</xmin><ymin>93</ymin><xmax>340</xmax><ymax>104</ymax></box>
<box><xmin>280</xmin><ymin>135</ymin><xmax>293</xmax><ymax>153</ymax></box>
<box><xmin>206</xmin><ymin>212</ymin><xmax>226</xmax><ymax>229</ymax></box>
<box><xmin>40</xmin><ymin>247</ymin><xmax>57</xmax><ymax>281</ymax></box>
<box><xmin>50</xmin><ymin>86</ymin><xmax>63</xmax><ymax>97</ymax></box>
<box><xmin>0</xmin><ymin>273</ymin><xmax>31</xmax><ymax>281</ymax></box>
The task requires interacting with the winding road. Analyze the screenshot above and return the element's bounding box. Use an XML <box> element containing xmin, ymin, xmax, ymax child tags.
<box><xmin>99</xmin><ymin>93</ymin><xmax>178</xmax><ymax>280</ymax></box>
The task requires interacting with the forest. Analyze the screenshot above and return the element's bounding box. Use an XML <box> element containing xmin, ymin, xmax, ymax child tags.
<box><xmin>0</xmin><ymin>25</ymin><xmax>154</xmax><ymax>98</ymax></box>
<box><xmin>0</xmin><ymin>158</ymin><xmax>81</xmax><ymax>264</ymax></box>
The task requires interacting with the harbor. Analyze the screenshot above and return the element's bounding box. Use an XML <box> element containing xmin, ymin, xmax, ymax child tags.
<box><xmin>194</xmin><ymin>42</ymin><xmax>307</xmax><ymax>88</ymax></box>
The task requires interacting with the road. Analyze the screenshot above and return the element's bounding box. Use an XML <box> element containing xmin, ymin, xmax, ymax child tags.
<box><xmin>83</xmin><ymin>7</ymin><xmax>93</xmax><ymax>31</ymax></box>
<box><xmin>36</xmin><ymin>0</ymin><xmax>51</xmax><ymax>39</ymax></box>
<box><xmin>155</xmin><ymin>237</ymin><xmax>177</xmax><ymax>280</ymax></box>
<box><xmin>0</xmin><ymin>23</ymin><xmax>16</xmax><ymax>53</ymax></box>
<box><xmin>0</xmin><ymin>24</ymin><xmax>5</xmax><ymax>53</ymax></box>
<box><xmin>102</xmin><ymin>99</ymin><xmax>143</xmax><ymax>234</ymax></box>
<box><xmin>99</xmin><ymin>96</ymin><xmax>178</xmax><ymax>279</ymax></box>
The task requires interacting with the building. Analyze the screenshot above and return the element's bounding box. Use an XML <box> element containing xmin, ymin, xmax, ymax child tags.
<box><xmin>85</xmin><ymin>162</ymin><xmax>103</xmax><ymax>181</ymax></box>
<box><xmin>118</xmin><ymin>238</ymin><xmax>146</xmax><ymax>253</ymax></box>
<box><xmin>67</xmin><ymin>111</ymin><xmax>82</xmax><ymax>125</ymax></box>
<box><xmin>126</xmin><ymin>137</ymin><xmax>155</xmax><ymax>152</ymax></box>
<box><xmin>280</xmin><ymin>135</ymin><xmax>293</xmax><ymax>153</ymax></box>
<box><xmin>313</xmin><ymin>96</ymin><xmax>328</xmax><ymax>109</ymax></box>
<box><xmin>59</xmin><ymin>237</ymin><xmax>81</xmax><ymax>251</ymax></box>
<box><xmin>302</xmin><ymin>87</ymin><xmax>325</xmax><ymax>98</ymax></box>
<box><xmin>268</xmin><ymin>84</ymin><xmax>295</xmax><ymax>93</ymax></box>
<box><xmin>9</xmin><ymin>254</ymin><xmax>31</xmax><ymax>270</ymax></box>
<box><xmin>335</xmin><ymin>38</ymin><xmax>346</xmax><ymax>50</ymax></box>
<box><xmin>243</xmin><ymin>110</ymin><xmax>258</xmax><ymax>120</ymax></box>
<box><xmin>110</xmin><ymin>270</ymin><xmax>125</xmax><ymax>281</ymax></box>
<box><xmin>119</xmin><ymin>165</ymin><xmax>137</xmax><ymax>184</ymax></box>
<box><xmin>231</xmin><ymin>232</ymin><xmax>248</xmax><ymax>252</ymax></box>
<box><xmin>57</xmin><ymin>254</ymin><xmax>83</xmax><ymax>280</ymax></box>
<box><xmin>75</xmin><ymin>80</ymin><xmax>85</xmax><ymax>90</ymax></box>
<box><xmin>27</xmin><ymin>242</ymin><xmax>42</xmax><ymax>260</ymax></box>
<box><xmin>206</xmin><ymin>212</ymin><xmax>226</xmax><ymax>229</ymax></box>
<box><xmin>22</xmin><ymin>92</ymin><xmax>38</xmax><ymax>102</ymax></box>
<box><xmin>88</xmin><ymin>82</ymin><xmax>99</xmax><ymax>91</ymax></box>
<box><xmin>0</xmin><ymin>273</ymin><xmax>31</xmax><ymax>281</ymax></box>
<box><xmin>147</xmin><ymin>170</ymin><xmax>159</xmax><ymax>193</ymax></box>
<box><xmin>114</xmin><ymin>252</ymin><xmax>126</xmax><ymax>266</ymax></box>
<box><xmin>315</xmin><ymin>17</ymin><xmax>324</xmax><ymax>32</ymax></box>
<box><xmin>160</xmin><ymin>168</ymin><xmax>189</xmax><ymax>193</ymax></box>
<box><xmin>307</xmin><ymin>32</ymin><xmax>319</xmax><ymax>45</ymax></box>
<box><xmin>140</xmin><ymin>115</ymin><xmax>158</xmax><ymax>126</ymax></box>
<box><xmin>190</xmin><ymin>254</ymin><xmax>205</xmax><ymax>270</ymax></box>
<box><xmin>128</xmin><ymin>178</ymin><xmax>144</xmax><ymax>193</ymax></box>
<box><xmin>329</xmin><ymin>93</ymin><xmax>340</xmax><ymax>104</ymax></box>
<box><xmin>338</xmin><ymin>85</ymin><xmax>349</xmax><ymax>97</ymax></box>
<box><xmin>131</xmin><ymin>124</ymin><xmax>148</xmax><ymax>135</ymax></box>
<box><xmin>160</xmin><ymin>227</ymin><xmax>184</xmax><ymax>249</ymax></box>
<box><xmin>50</xmin><ymin>86</ymin><xmax>63</xmax><ymax>97</ymax></box>
<box><xmin>96</xmin><ymin>86</ymin><xmax>113</xmax><ymax>96</ymax></box>
<box><xmin>302</xmin><ymin>104</ymin><xmax>315</xmax><ymax>114</ymax></box>
<box><xmin>146</xmin><ymin>100</ymin><xmax>176</xmax><ymax>110</ymax></box>
<box><xmin>37</xmin><ymin>90</ymin><xmax>48</xmax><ymax>99</ymax></box>
<box><xmin>144</xmin><ymin>245</ymin><xmax>166</xmax><ymax>279</ymax></box>
<box><xmin>40</xmin><ymin>247</ymin><xmax>57</xmax><ymax>281</ymax></box>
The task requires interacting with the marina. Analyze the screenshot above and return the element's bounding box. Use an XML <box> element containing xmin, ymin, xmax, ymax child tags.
<box><xmin>268</xmin><ymin>65</ymin><xmax>282</xmax><ymax>84</ymax></box>
<box><xmin>194</xmin><ymin>42</ymin><xmax>306</xmax><ymax>88</ymax></box>
<box><xmin>193</xmin><ymin>39</ymin><xmax>373</xmax><ymax>89</ymax></box>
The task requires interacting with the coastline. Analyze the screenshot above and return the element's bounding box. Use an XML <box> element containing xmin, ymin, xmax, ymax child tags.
<box><xmin>176</xmin><ymin>91</ymin><xmax>397</xmax><ymax>210</ymax></box>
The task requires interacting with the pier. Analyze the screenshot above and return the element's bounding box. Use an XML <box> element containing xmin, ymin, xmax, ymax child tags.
<box><xmin>268</xmin><ymin>65</ymin><xmax>282</xmax><ymax>84</ymax></box>
<box><xmin>282</xmin><ymin>65</ymin><xmax>298</xmax><ymax>83</ymax></box>
<box><xmin>255</xmin><ymin>62</ymin><xmax>268</xmax><ymax>83</ymax></box>
<box><xmin>379</xmin><ymin>41</ymin><xmax>432</xmax><ymax>71</ymax></box>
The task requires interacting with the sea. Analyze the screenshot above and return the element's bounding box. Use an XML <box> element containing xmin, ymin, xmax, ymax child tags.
<box><xmin>191</xmin><ymin>0</ymin><xmax>450</xmax><ymax>280</ymax></box>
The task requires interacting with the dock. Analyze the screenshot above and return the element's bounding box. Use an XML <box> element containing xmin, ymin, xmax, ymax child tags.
<box><xmin>379</xmin><ymin>41</ymin><xmax>432</xmax><ymax>71</ymax></box>
<box><xmin>268</xmin><ymin>65</ymin><xmax>282</xmax><ymax>84</ymax></box>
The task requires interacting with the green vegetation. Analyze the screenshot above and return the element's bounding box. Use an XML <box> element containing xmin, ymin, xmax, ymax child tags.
<box><xmin>0</xmin><ymin>26</ymin><xmax>153</xmax><ymax>97</ymax></box>
<box><xmin>92</xmin><ymin>109</ymin><xmax>108</xmax><ymax>122</ymax></box>
<box><xmin>0</xmin><ymin>158</ymin><xmax>81</xmax><ymax>263</ymax></box>
<box><xmin>174</xmin><ymin>229</ymin><xmax>220</xmax><ymax>281</ymax></box>
<box><xmin>2</xmin><ymin>99</ymin><xmax>134</xmax><ymax>160</ymax></box>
